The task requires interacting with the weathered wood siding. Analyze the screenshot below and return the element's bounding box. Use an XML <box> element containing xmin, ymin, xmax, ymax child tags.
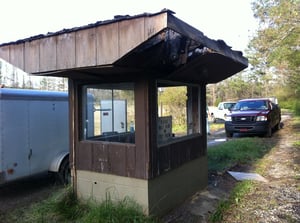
<box><xmin>0</xmin><ymin>13</ymin><xmax>167</xmax><ymax>74</ymax></box>
<box><xmin>158</xmin><ymin>136</ymin><xmax>205</xmax><ymax>174</ymax></box>
<box><xmin>71</xmin><ymin>79</ymin><xmax>207</xmax><ymax>180</ymax></box>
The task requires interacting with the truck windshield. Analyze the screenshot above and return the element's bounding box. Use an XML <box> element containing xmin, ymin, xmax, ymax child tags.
<box><xmin>233</xmin><ymin>100</ymin><xmax>268</xmax><ymax>111</ymax></box>
<box><xmin>224</xmin><ymin>103</ymin><xmax>236</xmax><ymax>109</ymax></box>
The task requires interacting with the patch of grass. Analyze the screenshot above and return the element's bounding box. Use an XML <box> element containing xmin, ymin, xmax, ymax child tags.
<box><xmin>209</xmin><ymin>181</ymin><xmax>254</xmax><ymax>222</ymax></box>
<box><xmin>208</xmin><ymin>137</ymin><xmax>272</xmax><ymax>173</ymax></box>
<box><xmin>81</xmin><ymin>196</ymin><xmax>156</xmax><ymax>223</ymax></box>
<box><xmin>210</xmin><ymin>115</ymin><xmax>300</xmax><ymax>222</ymax></box>
<box><xmin>208</xmin><ymin>137</ymin><xmax>275</xmax><ymax>222</ymax></box>
<box><xmin>294</xmin><ymin>100</ymin><xmax>300</xmax><ymax>116</ymax></box>
<box><xmin>7</xmin><ymin>187</ymin><xmax>158</xmax><ymax>223</ymax></box>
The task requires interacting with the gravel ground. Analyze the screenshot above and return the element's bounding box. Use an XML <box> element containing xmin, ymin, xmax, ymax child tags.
<box><xmin>163</xmin><ymin>114</ymin><xmax>300</xmax><ymax>223</ymax></box>
<box><xmin>0</xmin><ymin>174</ymin><xmax>63</xmax><ymax>221</ymax></box>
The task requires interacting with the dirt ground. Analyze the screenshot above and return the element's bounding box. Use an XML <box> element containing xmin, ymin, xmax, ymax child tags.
<box><xmin>0</xmin><ymin>174</ymin><xmax>63</xmax><ymax>221</ymax></box>
<box><xmin>162</xmin><ymin>114</ymin><xmax>300</xmax><ymax>222</ymax></box>
<box><xmin>0</xmin><ymin>114</ymin><xmax>299</xmax><ymax>223</ymax></box>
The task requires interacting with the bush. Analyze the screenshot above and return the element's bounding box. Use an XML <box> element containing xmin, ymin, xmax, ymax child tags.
<box><xmin>294</xmin><ymin>100</ymin><xmax>300</xmax><ymax>116</ymax></box>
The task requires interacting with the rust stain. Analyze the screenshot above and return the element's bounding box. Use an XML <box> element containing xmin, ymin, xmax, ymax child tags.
<box><xmin>7</xmin><ymin>168</ymin><xmax>14</xmax><ymax>175</ymax></box>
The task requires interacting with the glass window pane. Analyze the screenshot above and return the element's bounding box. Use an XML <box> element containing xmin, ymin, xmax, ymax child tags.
<box><xmin>82</xmin><ymin>83</ymin><xmax>135</xmax><ymax>144</ymax></box>
<box><xmin>157</xmin><ymin>82</ymin><xmax>200</xmax><ymax>145</ymax></box>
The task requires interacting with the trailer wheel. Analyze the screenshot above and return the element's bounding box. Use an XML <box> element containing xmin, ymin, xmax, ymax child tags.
<box><xmin>58</xmin><ymin>156</ymin><xmax>70</xmax><ymax>185</ymax></box>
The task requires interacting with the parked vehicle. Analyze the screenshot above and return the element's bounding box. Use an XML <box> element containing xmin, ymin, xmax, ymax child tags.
<box><xmin>225</xmin><ymin>98</ymin><xmax>281</xmax><ymax>137</ymax></box>
<box><xmin>0</xmin><ymin>88</ymin><xmax>70</xmax><ymax>185</ymax></box>
<box><xmin>210</xmin><ymin>101</ymin><xmax>236</xmax><ymax>122</ymax></box>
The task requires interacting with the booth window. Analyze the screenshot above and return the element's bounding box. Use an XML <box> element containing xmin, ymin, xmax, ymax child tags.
<box><xmin>81</xmin><ymin>83</ymin><xmax>135</xmax><ymax>143</ymax></box>
<box><xmin>157</xmin><ymin>82</ymin><xmax>200</xmax><ymax>145</ymax></box>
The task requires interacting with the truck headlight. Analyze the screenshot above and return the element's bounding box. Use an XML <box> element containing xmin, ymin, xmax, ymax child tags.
<box><xmin>256</xmin><ymin>115</ymin><xmax>267</xmax><ymax>121</ymax></box>
<box><xmin>225</xmin><ymin>116</ymin><xmax>232</xmax><ymax>121</ymax></box>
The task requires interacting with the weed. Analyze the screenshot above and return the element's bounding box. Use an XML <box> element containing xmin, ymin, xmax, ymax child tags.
<box><xmin>208</xmin><ymin>137</ymin><xmax>272</xmax><ymax>173</ymax></box>
<box><xmin>208</xmin><ymin>137</ymin><xmax>274</xmax><ymax>222</ymax></box>
<box><xmin>8</xmin><ymin>186</ymin><xmax>158</xmax><ymax>223</ymax></box>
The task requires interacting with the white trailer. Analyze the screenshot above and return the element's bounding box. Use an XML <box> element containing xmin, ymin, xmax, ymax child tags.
<box><xmin>0</xmin><ymin>88</ymin><xmax>70</xmax><ymax>185</ymax></box>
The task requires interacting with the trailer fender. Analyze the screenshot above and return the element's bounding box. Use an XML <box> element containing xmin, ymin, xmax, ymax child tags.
<box><xmin>49</xmin><ymin>151</ymin><xmax>69</xmax><ymax>173</ymax></box>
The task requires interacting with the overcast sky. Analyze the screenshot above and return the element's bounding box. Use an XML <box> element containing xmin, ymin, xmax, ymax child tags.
<box><xmin>0</xmin><ymin>0</ymin><xmax>258</xmax><ymax>52</ymax></box>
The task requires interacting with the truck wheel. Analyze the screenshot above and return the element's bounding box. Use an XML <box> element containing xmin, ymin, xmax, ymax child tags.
<box><xmin>58</xmin><ymin>157</ymin><xmax>70</xmax><ymax>185</ymax></box>
<box><xmin>226</xmin><ymin>131</ymin><xmax>233</xmax><ymax>138</ymax></box>
<box><xmin>265</xmin><ymin>126</ymin><xmax>272</xmax><ymax>137</ymax></box>
<box><xmin>275</xmin><ymin>122</ymin><xmax>281</xmax><ymax>131</ymax></box>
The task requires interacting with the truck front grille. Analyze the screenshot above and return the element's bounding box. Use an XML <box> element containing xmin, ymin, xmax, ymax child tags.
<box><xmin>232</xmin><ymin>116</ymin><xmax>256</xmax><ymax>122</ymax></box>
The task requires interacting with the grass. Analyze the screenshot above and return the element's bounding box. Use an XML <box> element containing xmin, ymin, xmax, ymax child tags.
<box><xmin>209</xmin><ymin>181</ymin><xmax>254</xmax><ymax>222</ymax></box>
<box><xmin>5</xmin><ymin>187</ymin><xmax>158</xmax><ymax>223</ymax></box>
<box><xmin>5</xmin><ymin>120</ymin><xmax>292</xmax><ymax>223</ymax></box>
<box><xmin>207</xmin><ymin>137</ymin><xmax>276</xmax><ymax>222</ymax></box>
<box><xmin>207</xmin><ymin>137</ymin><xmax>272</xmax><ymax>173</ymax></box>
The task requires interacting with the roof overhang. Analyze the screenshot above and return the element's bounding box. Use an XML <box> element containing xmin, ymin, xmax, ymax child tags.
<box><xmin>0</xmin><ymin>9</ymin><xmax>248</xmax><ymax>84</ymax></box>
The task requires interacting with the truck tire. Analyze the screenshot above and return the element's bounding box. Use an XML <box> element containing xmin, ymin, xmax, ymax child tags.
<box><xmin>274</xmin><ymin>122</ymin><xmax>281</xmax><ymax>131</ymax></box>
<box><xmin>58</xmin><ymin>156</ymin><xmax>70</xmax><ymax>185</ymax></box>
<box><xmin>265</xmin><ymin>126</ymin><xmax>272</xmax><ymax>137</ymax></box>
<box><xmin>226</xmin><ymin>131</ymin><xmax>233</xmax><ymax>138</ymax></box>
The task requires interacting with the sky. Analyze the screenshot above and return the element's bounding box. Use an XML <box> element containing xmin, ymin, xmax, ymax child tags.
<box><xmin>0</xmin><ymin>0</ymin><xmax>258</xmax><ymax>52</ymax></box>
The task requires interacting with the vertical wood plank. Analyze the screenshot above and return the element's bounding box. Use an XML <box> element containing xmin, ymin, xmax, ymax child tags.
<box><xmin>25</xmin><ymin>40</ymin><xmax>39</xmax><ymax>73</ymax></box>
<box><xmin>96</xmin><ymin>23</ymin><xmax>119</xmax><ymax>65</ymax></box>
<box><xmin>144</xmin><ymin>13</ymin><xmax>167</xmax><ymax>39</ymax></box>
<box><xmin>119</xmin><ymin>17</ymin><xmax>145</xmax><ymax>58</ymax></box>
<box><xmin>92</xmin><ymin>143</ymin><xmax>110</xmax><ymax>173</ymax></box>
<box><xmin>109</xmin><ymin>144</ymin><xmax>126</xmax><ymax>175</ymax></box>
<box><xmin>57</xmin><ymin>33</ymin><xmax>75</xmax><ymax>69</ymax></box>
<box><xmin>77</xmin><ymin>142</ymin><xmax>93</xmax><ymax>170</ymax></box>
<box><xmin>40</xmin><ymin>37</ymin><xmax>57</xmax><ymax>72</ymax></box>
<box><xmin>135</xmin><ymin>80</ymin><xmax>150</xmax><ymax>179</ymax></box>
<box><xmin>76</xmin><ymin>28</ymin><xmax>96</xmax><ymax>67</ymax></box>
<box><xmin>0</xmin><ymin>45</ymin><xmax>10</xmax><ymax>62</ymax></box>
<box><xmin>125</xmin><ymin>145</ymin><xmax>136</xmax><ymax>177</ymax></box>
<box><xmin>9</xmin><ymin>44</ymin><xmax>24</xmax><ymax>71</ymax></box>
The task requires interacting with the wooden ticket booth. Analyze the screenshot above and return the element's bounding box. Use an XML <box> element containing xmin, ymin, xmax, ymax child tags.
<box><xmin>0</xmin><ymin>9</ymin><xmax>248</xmax><ymax>216</ymax></box>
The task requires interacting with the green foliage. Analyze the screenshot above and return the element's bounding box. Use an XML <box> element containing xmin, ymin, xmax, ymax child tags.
<box><xmin>8</xmin><ymin>187</ymin><xmax>158</xmax><ymax>223</ymax></box>
<box><xmin>247</xmin><ymin>0</ymin><xmax>300</xmax><ymax>102</ymax></box>
<box><xmin>208</xmin><ymin>134</ymin><xmax>276</xmax><ymax>222</ymax></box>
<box><xmin>9</xmin><ymin>188</ymin><xmax>158</xmax><ymax>223</ymax></box>
<box><xmin>81</xmin><ymin>197</ymin><xmax>156</xmax><ymax>223</ymax></box>
<box><xmin>159</xmin><ymin>86</ymin><xmax>187</xmax><ymax>127</ymax></box>
<box><xmin>9</xmin><ymin>187</ymin><xmax>87</xmax><ymax>223</ymax></box>
<box><xmin>208</xmin><ymin>0</ymin><xmax>300</xmax><ymax>108</ymax></box>
<box><xmin>294</xmin><ymin>100</ymin><xmax>300</xmax><ymax>116</ymax></box>
<box><xmin>208</xmin><ymin>138</ymin><xmax>272</xmax><ymax>173</ymax></box>
<box><xmin>53</xmin><ymin>187</ymin><xmax>87</xmax><ymax>221</ymax></box>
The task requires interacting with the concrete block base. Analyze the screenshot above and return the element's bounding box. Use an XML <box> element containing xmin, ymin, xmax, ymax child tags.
<box><xmin>75</xmin><ymin>156</ymin><xmax>207</xmax><ymax>216</ymax></box>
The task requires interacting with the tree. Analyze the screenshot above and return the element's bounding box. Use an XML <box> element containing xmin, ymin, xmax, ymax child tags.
<box><xmin>248</xmin><ymin>0</ymin><xmax>300</xmax><ymax>110</ymax></box>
